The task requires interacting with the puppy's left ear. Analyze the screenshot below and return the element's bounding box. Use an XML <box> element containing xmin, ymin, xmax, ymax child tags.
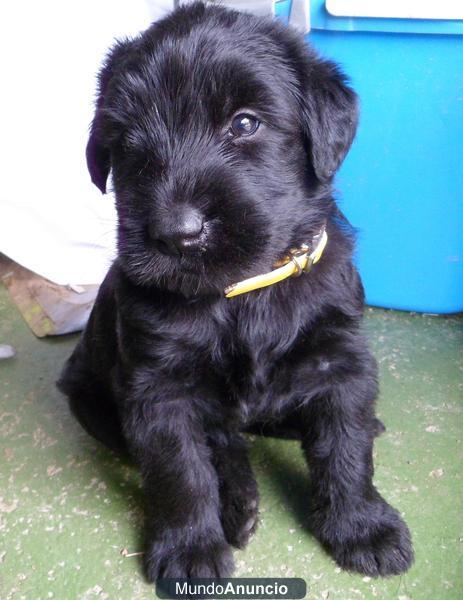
<box><xmin>86</xmin><ymin>40</ymin><xmax>133</xmax><ymax>194</ymax></box>
<box><xmin>299</xmin><ymin>56</ymin><xmax>359</xmax><ymax>183</ymax></box>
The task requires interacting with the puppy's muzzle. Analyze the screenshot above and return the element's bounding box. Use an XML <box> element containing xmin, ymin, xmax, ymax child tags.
<box><xmin>150</xmin><ymin>206</ymin><xmax>205</xmax><ymax>256</ymax></box>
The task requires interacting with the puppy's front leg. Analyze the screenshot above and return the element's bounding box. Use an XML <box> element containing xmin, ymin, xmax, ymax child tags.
<box><xmin>123</xmin><ymin>394</ymin><xmax>234</xmax><ymax>581</ymax></box>
<box><xmin>209</xmin><ymin>431</ymin><xmax>259</xmax><ymax>549</ymax></box>
<box><xmin>300</xmin><ymin>368</ymin><xmax>414</xmax><ymax>577</ymax></box>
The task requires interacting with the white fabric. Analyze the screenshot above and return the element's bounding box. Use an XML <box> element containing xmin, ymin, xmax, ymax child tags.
<box><xmin>0</xmin><ymin>1</ymin><xmax>170</xmax><ymax>286</ymax></box>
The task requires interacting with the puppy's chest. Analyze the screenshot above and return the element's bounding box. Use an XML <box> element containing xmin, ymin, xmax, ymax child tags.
<box><xmin>146</xmin><ymin>301</ymin><xmax>327</xmax><ymax>418</ymax></box>
<box><xmin>212</xmin><ymin>306</ymin><xmax>311</xmax><ymax>416</ymax></box>
<box><xmin>158</xmin><ymin>311</ymin><xmax>285</xmax><ymax>392</ymax></box>
<box><xmin>220</xmin><ymin>339</ymin><xmax>284</xmax><ymax>419</ymax></box>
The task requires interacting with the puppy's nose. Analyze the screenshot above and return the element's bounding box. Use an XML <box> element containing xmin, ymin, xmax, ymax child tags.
<box><xmin>151</xmin><ymin>207</ymin><xmax>205</xmax><ymax>256</ymax></box>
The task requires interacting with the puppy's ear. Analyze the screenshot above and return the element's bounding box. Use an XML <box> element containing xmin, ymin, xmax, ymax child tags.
<box><xmin>86</xmin><ymin>40</ymin><xmax>132</xmax><ymax>194</ymax></box>
<box><xmin>299</xmin><ymin>56</ymin><xmax>358</xmax><ymax>183</ymax></box>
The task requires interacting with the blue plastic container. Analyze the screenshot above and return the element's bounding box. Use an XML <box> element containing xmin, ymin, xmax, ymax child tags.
<box><xmin>274</xmin><ymin>0</ymin><xmax>292</xmax><ymax>23</ymax></box>
<box><xmin>305</xmin><ymin>1</ymin><xmax>463</xmax><ymax>313</ymax></box>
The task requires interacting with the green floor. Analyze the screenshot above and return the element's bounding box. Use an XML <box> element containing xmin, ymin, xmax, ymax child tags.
<box><xmin>1</xmin><ymin>283</ymin><xmax>462</xmax><ymax>600</ymax></box>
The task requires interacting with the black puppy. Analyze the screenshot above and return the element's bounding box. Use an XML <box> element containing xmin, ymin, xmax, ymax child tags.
<box><xmin>58</xmin><ymin>1</ymin><xmax>413</xmax><ymax>580</ymax></box>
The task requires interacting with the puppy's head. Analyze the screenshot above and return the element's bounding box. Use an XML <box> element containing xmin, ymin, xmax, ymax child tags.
<box><xmin>87</xmin><ymin>2</ymin><xmax>357</xmax><ymax>296</ymax></box>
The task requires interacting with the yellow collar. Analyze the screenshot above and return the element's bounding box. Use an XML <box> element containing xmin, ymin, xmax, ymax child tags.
<box><xmin>224</xmin><ymin>226</ymin><xmax>328</xmax><ymax>298</ymax></box>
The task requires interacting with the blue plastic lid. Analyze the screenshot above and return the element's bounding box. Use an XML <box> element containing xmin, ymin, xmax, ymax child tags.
<box><xmin>311</xmin><ymin>0</ymin><xmax>463</xmax><ymax>34</ymax></box>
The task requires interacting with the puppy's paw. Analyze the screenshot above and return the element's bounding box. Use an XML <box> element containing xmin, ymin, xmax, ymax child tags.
<box><xmin>144</xmin><ymin>534</ymin><xmax>234</xmax><ymax>582</ymax></box>
<box><xmin>313</xmin><ymin>498</ymin><xmax>414</xmax><ymax>577</ymax></box>
<box><xmin>220</xmin><ymin>480</ymin><xmax>259</xmax><ymax>549</ymax></box>
<box><xmin>333</xmin><ymin>512</ymin><xmax>414</xmax><ymax>577</ymax></box>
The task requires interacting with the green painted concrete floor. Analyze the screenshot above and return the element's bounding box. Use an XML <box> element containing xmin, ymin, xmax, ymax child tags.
<box><xmin>1</xmin><ymin>283</ymin><xmax>462</xmax><ymax>600</ymax></box>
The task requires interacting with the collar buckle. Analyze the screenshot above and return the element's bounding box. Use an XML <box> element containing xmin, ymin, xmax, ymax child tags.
<box><xmin>224</xmin><ymin>224</ymin><xmax>328</xmax><ymax>298</ymax></box>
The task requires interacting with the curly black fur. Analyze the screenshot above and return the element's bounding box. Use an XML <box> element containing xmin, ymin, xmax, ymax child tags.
<box><xmin>58</xmin><ymin>2</ymin><xmax>413</xmax><ymax>581</ymax></box>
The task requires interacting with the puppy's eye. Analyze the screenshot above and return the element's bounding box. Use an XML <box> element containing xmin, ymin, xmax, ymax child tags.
<box><xmin>230</xmin><ymin>114</ymin><xmax>260</xmax><ymax>137</ymax></box>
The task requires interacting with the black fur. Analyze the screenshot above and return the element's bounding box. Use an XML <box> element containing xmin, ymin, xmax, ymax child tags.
<box><xmin>58</xmin><ymin>2</ymin><xmax>413</xmax><ymax>580</ymax></box>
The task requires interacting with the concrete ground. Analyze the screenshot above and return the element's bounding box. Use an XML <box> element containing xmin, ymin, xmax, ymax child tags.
<box><xmin>1</xmin><ymin>283</ymin><xmax>462</xmax><ymax>599</ymax></box>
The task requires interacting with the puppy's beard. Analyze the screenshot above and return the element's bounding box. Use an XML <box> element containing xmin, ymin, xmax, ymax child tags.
<box><xmin>164</xmin><ymin>272</ymin><xmax>219</xmax><ymax>297</ymax></box>
<box><xmin>117</xmin><ymin>214</ymin><xmax>294</xmax><ymax>297</ymax></box>
<box><xmin>119</xmin><ymin>247</ymin><xmax>224</xmax><ymax>296</ymax></box>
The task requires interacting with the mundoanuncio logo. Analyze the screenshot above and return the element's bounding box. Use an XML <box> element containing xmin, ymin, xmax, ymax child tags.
<box><xmin>156</xmin><ymin>577</ymin><xmax>307</xmax><ymax>599</ymax></box>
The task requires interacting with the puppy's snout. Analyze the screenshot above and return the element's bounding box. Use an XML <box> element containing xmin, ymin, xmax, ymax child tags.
<box><xmin>150</xmin><ymin>206</ymin><xmax>205</xmax><ymax>256</ymax></box>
